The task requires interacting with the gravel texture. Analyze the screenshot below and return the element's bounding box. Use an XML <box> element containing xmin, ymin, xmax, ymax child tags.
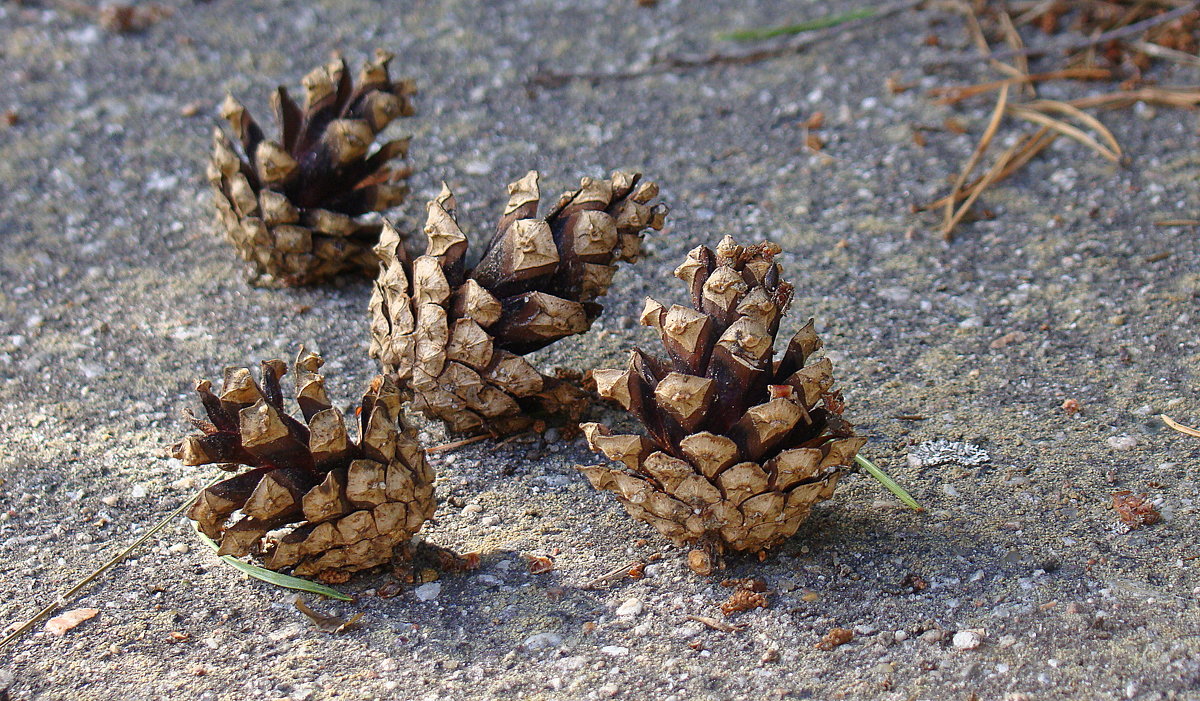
<box><xmin>1</xmin><ymin>1</ymin><xmax>1199</xmax><ymax>699</ymax></box>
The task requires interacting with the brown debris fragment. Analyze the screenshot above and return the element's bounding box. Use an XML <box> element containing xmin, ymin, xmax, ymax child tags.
<box><xmin>44</xmin><ymin>608</ymin><xmax>99</xmax><ymax>636</ymax></box>
<box><xmin>525</xmin><ymin>554</ymin><xmax>555</xmax><ymax>574</ymax></box>
<box><xmin>1111</xmin><ymin>491</ymin><xmax>1161</xmax><ymax>528</ymax></box>
<box><xmin>97</xmin><ymin>3</ymin><xmax>172</xmax><ymax>33</ymax></box>
<box><xmin>720</xmin><ymin>588</ymin><xmax>769</xmax><ymax>616</ymax></box>
<box><xmin>294</xmin><ymin>599</ymin><xmax>363</xmax><ymax>634</ymax></box>
<box><xmin>816</xmin><ymin>627</ymin><xmax>854</xmax><ymax>651</ymax></box>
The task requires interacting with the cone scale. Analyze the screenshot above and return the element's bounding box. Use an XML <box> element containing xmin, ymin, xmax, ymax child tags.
<box><xmin>173</xmin><ymin>350</ymin><xmax>435</xmax><ymax>578</ymax></box>
<box><xmin>578</xmin><ymin>236</ymin><xmax>864</xmax><ymax>572</ymax></box>
<box><xmin>368</xmin><ymin>170</ymin><xmax>666</xmax><ymax>436</ymax></box>
<box><xmin>207</xmin><ymin>50</ymin><xmax>416</xmax><ymax>287</ymax></box>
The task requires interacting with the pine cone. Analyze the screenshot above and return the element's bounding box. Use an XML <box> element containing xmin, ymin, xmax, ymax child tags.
<box><xmin>208</xmin><ymin>50</ymin><xmax>416</xmax><ymax>287</ymax></box>
<box><xmin>368</xmin><ymin>170</ymin><xmax>667</xmax><ymax>436</ymax></box>
<box><xmin>578</xmin><ymin>236</ymin><xmax>864</xmax><ymax>571</ymax></box>
<box><xmin>173</xmin><ymin>350</ymin><xmax>435</xmax><ymax>577</ymax></box>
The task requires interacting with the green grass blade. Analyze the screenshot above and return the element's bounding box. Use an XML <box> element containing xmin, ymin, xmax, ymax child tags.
<box><xmin>856</xmin><ymin>454</ymin><xmax>923</xmax><ymax>511</ymax></box>
<box><xmin>719</xmin><ymin>8</ymin><xmax>877</xmax><ymax>42</ymax></box>
<box><xmin>191</xmin><ymin>522</ymin><xmax>352</xmax><ymax>601</ymax></box>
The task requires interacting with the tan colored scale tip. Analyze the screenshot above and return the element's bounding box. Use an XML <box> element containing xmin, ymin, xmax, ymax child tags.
<box><xmin>301</xmin><ymin>62</ymin><xmax>336</xmax><ymax>110</ymax></box>
<box><xmin>326</xmin><ymin>120</ymin><xmax>374</xmax><ymax>164</ymax></box>
<box><xmin>716</xmin><ymin>319</ymin><xmax>773</xmax><ymax>367</ymax></box>
<box><xmin>509</xmin><ymin>220</ymin><xmax>559</xmax><ymax>274</ymax></box>
<box><xmin>504</xmin><ymin>171</ymin><xmax>540</xmax><ymax>215</ymax></box>
<box><xmin>254</xmin><ymin>141</ymin><xmax>299</xmax><ymax>185</ymax></box>
<box><xmin>653</xmin><ymin>373</ymin><xmax>715</xmax><ymax>432</ymax></box>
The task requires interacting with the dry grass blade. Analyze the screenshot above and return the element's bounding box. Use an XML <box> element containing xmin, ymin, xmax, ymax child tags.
<box><xmin>1129</xmin><ymin>40</ymin><xmax>1200</xmax><ymax>68</ymax></box>
<box><xmin>997</xmin><ymin>7</ymin><xmax>1032</xmax><ymax>89</ymax></box>
<box><xmin>944</xmin><ymin>138</ymin><xmax>1023</xmax><ymax>239</ymax></box>
<box><xmin>1155</xmin><ymin>219</ymin><xmax>1200</xmax><ymax>226</ymax></box>
<box><xmin>1006</xmin><ymin>103</ymin><xmax>1121</xmax><ymax>162</ymax></box>
<box><xmin>930</xmin><ymin>69</ymin><xmax>1112</xmax><ymax>104</ymax></box>
<box><xmin>1162</xmin><ymin>415</ymin><xmax>1200</xmax><ymax>438</ymax></box>
<box><xmin>920</xmin><ymin>127</ymin><xmax>1058</xmax><ymax>212</ymax></box>
<box><xmin>943</xmin><ymin>83</ymin><xmax>1010</xmax><ymax>240</ymax></box>
<box><xmin>1022</xmin><ymin>99</ymin><xmax>1122</xmax><ymax>157</ymax></box>
<box><xmin>1067</xmin><ymin>87</ymin><xmax>1200</xmax><ymax>110</ymax></box>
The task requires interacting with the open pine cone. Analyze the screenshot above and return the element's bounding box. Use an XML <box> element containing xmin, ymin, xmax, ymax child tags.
<box><xmin>208</xmin><ymin>50</ymin><xmax>416</xmax><ymax>287</ymax></box>
<box><xmin>173</xmin><ymin>350</ymin><xmax>435</xmax><ymax>578</ymax></box>
<box><xmin>368</xmin><ymin>170</ymin><xmax>667</xmax><ymax>436</ymax></box>
<box><xmin>578</xmin><ymin>236</ymin><xmax>864</xmax><ymax>573</ymax></box>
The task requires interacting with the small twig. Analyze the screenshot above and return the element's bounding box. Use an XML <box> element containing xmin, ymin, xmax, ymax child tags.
<box><xmin>529</xmin><ymin>0</ymin><xmax>924</xmax><ymax>88</ymax></box>
<box><xmin>686</xmin><ymin>614</ymin><xmax>746</xmax><ymax>633</ymax></box>
<box><xmin>425</xmin><ymin>434</ymin><xmax>489</xmax><ymax>454</ymax></box>
<box><xmin>1154</xmin><ymin>219</ymin><xmax>1200</xmax><ymax>227</ymax></box>
<box><xmin>932</xmin><ymin>3</ymin><xmax>1200</xmax><ymax>65</ymax></box>
<box><xmin>1162</xmin><ymin>415</ymin><xmax>1200</xmax><ymax>438</ymax></box>
<box><xmin>581</xmin><ymin>561</ymin><xmax>644</xmax><ymax>589</ymax></box>
<box><xmin>0</xmin><ymin>476</ymin><xmax>222</xmax><ymax>651</ymax></box>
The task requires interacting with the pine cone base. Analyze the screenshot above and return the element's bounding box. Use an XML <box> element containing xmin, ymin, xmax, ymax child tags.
<box><xmin>578</xmin><ymin>236</ymin><xmax>864</xmax><ymax>564</ymax></box>
<box><xmin>174</xmin><ymin>350</ymin><xmax>434</xmax><ymax>577</ymax></box>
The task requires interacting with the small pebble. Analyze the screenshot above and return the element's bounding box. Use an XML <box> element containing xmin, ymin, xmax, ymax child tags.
<box><xmin>893</xmin><ymin>630</ymin><xmax>909</xmax><ymax>642</ymax></box>
<box><xmin>615</xmin><ymin>598</ymin><xmax>644</xmax><ymax>617</ymax></box>
<box><xmin>463</xmin><ymin>504</ymin><xmax>483</xmax><ymax>515</ymax></box>
<box><xmin>1106</xmin><ymin>435</ymin><xmax>1137</xmax><ymax>451</ymax></box>
<box><xmin>919</xmin><ymin>629</ymin><xmax>945</xmax><ymax>643</ymax></box>
<box><xmin>521</xmin><ymin>632</ymin><xmax>564</xmax><ymax>650</ymax></box>
<box><xmin>853</xmin><ymin>624</ymin><xmax>878</xmax><ymax>636</ymax></box>
<box><xmin>100</xmin><ymin>495</ymin><xmax>119</xmax><ymax>507</ymax></box>
<box><xmin>481</xmin><ymin>515</ymin><xmax>502</xmax><ymax>527</ymax></box>
<box><xmin>600</xmin><ymin>645</ymin><xmax>629</xmax><ymax>657</ymax></box>
<box><xmin>168</xmin><ymin>543</ymin><xmax>190</xmax><ymax>554</ymax></box>
<box><xmin>413</xmin><ymin>582</ymin><xmax>441</xmax><ymax>602</ymax></box>
<box><xmin>129</xmin><ymin>485</ymin><xmax>147</xmax><ymax>498</ymax></box>
<box><xmin>953</xmin><ymin>630</ymin><xmax>983</xmax><ymax>650</ymax></box>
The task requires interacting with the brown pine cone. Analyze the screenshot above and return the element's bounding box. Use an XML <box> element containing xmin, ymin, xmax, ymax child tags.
<box><xmin>208</xmin><ymin>50</ymin><xmax>415</xmax><ymax>287</ymax></box>
<box><xmin>368</xmin><ymin>170</ymin><xmax>667</xmax><ymax>436</ymax></box>
<box><xmin>173</xmin><ymin>350</ymin><xmax>434</xmax><ymax>577</ymax></box>
<box><xmin>578</xmin><ymin>236</ymin><xmax>864</xmax><ymax>572</ymax></box>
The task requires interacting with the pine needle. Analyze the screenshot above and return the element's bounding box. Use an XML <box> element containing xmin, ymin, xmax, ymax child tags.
<box><xmin>1162</xmin><ymin>415</ymin><xmax>1200</xmax><ymax>439</ymax></box>
<box><xmin>0</xmin><ymin>476</ymin><xmax>224</xmax><ymax>651</ymax></box>
<box><xmin>856</xmin><ymin>454</ymin><xmax>924</xmax><ymax>511</ymax></box>
<box><xmin>719</xmin><ymin>7</ymin><xmax>877</xmax><ymax>42</ymax></box>
<box><xmin>191</xmin><ymin>523</ymin><xmax>352</xmax><ymax>601</ymax></box>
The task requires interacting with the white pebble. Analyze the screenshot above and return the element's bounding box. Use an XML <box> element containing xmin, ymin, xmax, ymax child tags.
<box><xmin>168</xmin><ymin>543</ymin><xmax>190</xmax><ymax>554</ymax></box>
<box><xmin>413</xmin><ymin>582</ymin><xmax>441</xmax><ymax>601</ymax></box>
<box><xmin>521</xmin><ymin>632</ymin><xmax>564</xmax><ymax>650</ymax></box>
<box><xmin>1106</xmin><ymin>435</ymin><xmax>1137</xmax><ymax>451</ymax></box>
<box><xmin>481</xmin><ymin>515</ymin><xmax>502</xmax><ymax>527</ymax></box>
<box><xmin>129</xmin><ymin>485</ymin><xmax>147</xmax><ymax>498</ymax></box>
<box><xmin>953</xmin><ymin>630</ymin><xmax>983</xmax><ymax>650</ymax></box>
<box><xmin>893</xmin><ymin>630</ymin><xmax>909</xmax><ymax>642</ymax></box>
<box><xmin>615</xmin><ymin>598</ymin><xmax>644</xmax><ymax>617</ymax></box>
<box><xmin>600</xmin><ymin>645</ymin><xmax>629</xmax><ymax>657</ymax></box>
